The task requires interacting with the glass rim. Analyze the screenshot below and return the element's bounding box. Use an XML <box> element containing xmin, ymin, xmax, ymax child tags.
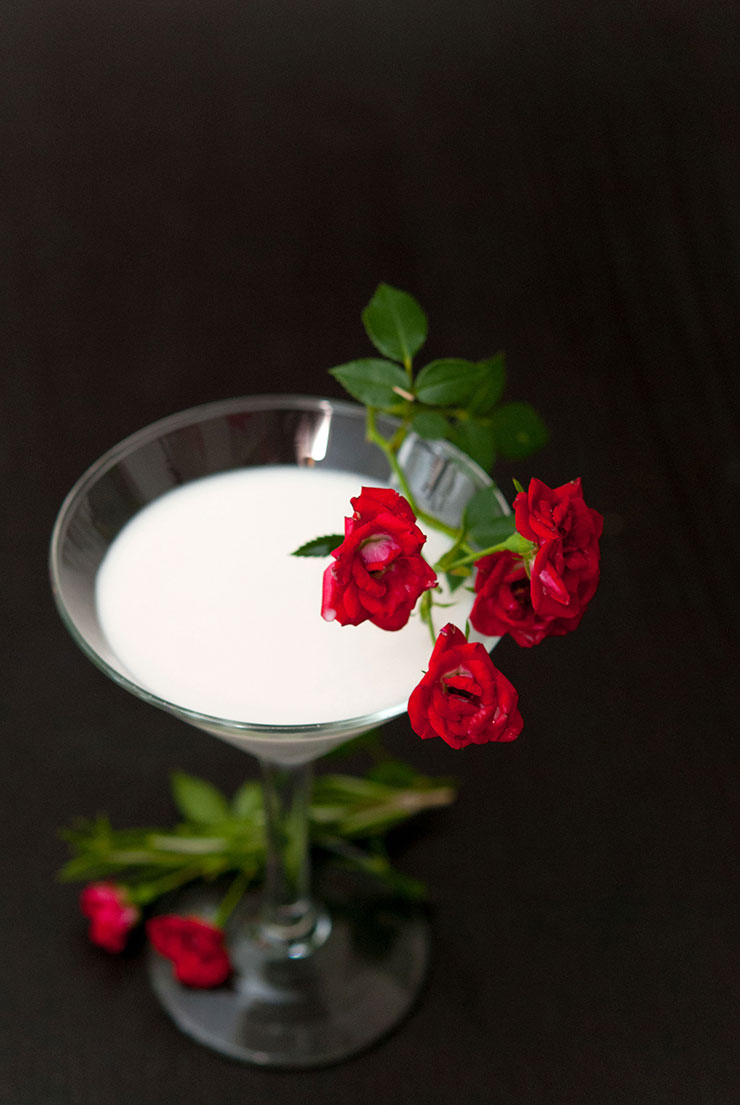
<box><xmin>49</xmin><ymin>392</ymin><xmax>499</xmax><ymax>740</ymax></box>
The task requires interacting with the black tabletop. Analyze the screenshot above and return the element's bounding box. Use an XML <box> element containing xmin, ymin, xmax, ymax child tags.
<box><xmin>3</xmin><ymin>3</ymin><xmax>740</xmax><ymax>1103</ymax></box>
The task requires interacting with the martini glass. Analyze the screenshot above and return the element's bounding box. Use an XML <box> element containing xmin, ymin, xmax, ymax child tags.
<box><xmin>49</xmin><ymin>395</ymin><xmax>503</xmax><ymax>1068</ymax></box>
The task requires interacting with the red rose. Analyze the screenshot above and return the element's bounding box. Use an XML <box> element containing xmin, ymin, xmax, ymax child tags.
<box><xmin>80</xmin><ymin>882</ymin><xmax>140</xmax><ymax>953</ymax></box>
<box><xmin>321</xmin><ymin>486</ymin><xmax>437</xmax><ymax>631</ymax></box>
<box><xmin>470</xmin><ymin>550</ymin><xmax>589</xmax><ymax>646</ymax></box>
<box><xmin>513</xmin><ymin>478</ymin><xmax>602</xmax><ymax>620</ymax></box>
<box><xmin>528</xmin><ymin>537</ymin><xmax>600</xmax><ymax>621</ymax></box>
<box><xmin>408</xmin><ymin>623</ymin><xmax>523</xmax><ymax>748</ymax></box>
<box><xmin>469</xmin><ymin>551</ymin><xmax>564</xmax><ymax>646</ymax></box>
<box><xmin>147</xmin><ymin>915</ymin><xmax>231</xmax><ymax>988</ymax></box>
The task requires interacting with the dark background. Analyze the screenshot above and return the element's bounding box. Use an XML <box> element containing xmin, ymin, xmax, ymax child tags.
<box><xmin>3</xmin><ymin>2</ymin><xmax>740</xmax><ymax>1102</ymax></box>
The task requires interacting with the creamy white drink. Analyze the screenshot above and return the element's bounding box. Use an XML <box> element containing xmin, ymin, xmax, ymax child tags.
<box><xmin>96</xmin><ymin>466</ymin><xmax>483</xmax><ymax>730</ymax></box>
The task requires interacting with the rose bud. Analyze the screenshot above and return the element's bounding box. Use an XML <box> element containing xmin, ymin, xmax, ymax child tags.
<box><xmin>80</xmin><ymin>882</ymin><xmax>140</xmax><ymax>953</ymax></box>
<box><xmin>147</xmin><ymin>915</ymin><xmax>232</xmax><ymax>989</ymax></box>
<box><xmin>322</xmin><ymin>486</ymin><xmax>437</xmax><ymax>631</ymax></box>
<box><xmin>408</xmin><ymin>623</ymin><xmax>523</xmax><ymax>749</ymax></box>
<box><xmin>513</xmin><ymin>477</ymin><xmax>602</xmax><ymax>620</ymax></box>
<box><xmin>470</xmin><ymin>550</ymin><xmax>584</xmax><ymax>646</ymax></box>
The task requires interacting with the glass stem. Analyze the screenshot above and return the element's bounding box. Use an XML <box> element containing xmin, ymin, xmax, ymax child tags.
<box><xmin>257</xmin><ymin>757</ymin><xmax>324</xmax><ymax>953</ymax></box>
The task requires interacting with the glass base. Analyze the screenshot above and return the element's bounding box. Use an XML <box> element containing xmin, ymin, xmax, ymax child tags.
<box><xmin>147</xmin><ymin>882</ymin><xmax>430</xmax><ymax>1068</ymax></box>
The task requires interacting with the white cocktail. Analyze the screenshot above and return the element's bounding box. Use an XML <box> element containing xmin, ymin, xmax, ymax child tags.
<box><xmin>96</xmin><ymin>465</ymin><xmax>478</xmax><ymax>755</ymax></box>
<box><xmin>50</xmin><ymin>395</ymin><xmax>504</xmax><ymax>1067</ymax></box>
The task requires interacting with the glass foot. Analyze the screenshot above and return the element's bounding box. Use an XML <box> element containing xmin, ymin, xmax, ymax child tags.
<box><xmin>147</xmin><ymin>882</ymin><xmax>430</xmax><ymax>1068</ymax></box>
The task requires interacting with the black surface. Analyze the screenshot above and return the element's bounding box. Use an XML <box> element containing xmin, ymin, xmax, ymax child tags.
<box><xmin>3</xmin><ymin>3</ymin><xmax>740</xmax><ymax>1103</ymax></box>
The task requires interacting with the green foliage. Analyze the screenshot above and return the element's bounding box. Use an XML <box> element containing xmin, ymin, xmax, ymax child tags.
<box><xmin>171</xmin><ymin>772</ymin><xmax>231</xmax><ymax>825</ymax></box>
<box><xmin>329</xmin><ymin>286</ymin><xmax>549</xmax><ymax>474</ymax></box>
<box><xmin>414</xmin><ymin>359</ymin><xmax>484</xmax><ymax>406</ymax></box>
<box><xmin>231</xmin><ymin>781</ymin><xmax>262</xmax><ymax>820</ymax></box>
<box><xmin>448</xmin><ymin>419</ymin><xmax>497</xmax><ymax>472</ymax></box>
<box><xmin>468</xmin><ymin>354</ymin><xmax>506</xmax><ymax>414</ymax></box>
<box><xmin>329</xmin><ymin>358</ymin><xmax>409</xmax><ymax>409</ymax></box>
<box><xmin>464</xmin><ymin>487</ymin><xmax>516</xmax><ymax>549</ymax></box>
<box><xmin>490</xmin><ymin>402</ymin><xmax>549</xmax><ymax>460</ymax></box>
<box><xmin>411</xmin><ymin>410</ymin><xmax>451</xmax><ymax>441</ymax></box>
<box><xmin>312</xmin><ymin>289</ymin><xmax>550</xmax><ymax>629</ymax></box>
<box><xmin>58</xmin><ymin>754</ymin><xmax>459</xmax><ymax>906</ymax></box>
<box><xmin>291</xmin><ymin>534</ymin><xmax>343</xmax><ymax>557</ymax></box>
<box><xmin>361</xmin><ymin>283</ymin><xmax>428</xmax><ymax>365</ymax></box>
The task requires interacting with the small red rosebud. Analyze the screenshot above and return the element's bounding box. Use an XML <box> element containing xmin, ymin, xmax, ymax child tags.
<box><xmin>80</xmin><ymin>882</ymin><xmax>140</xmax><ymax>953</ymax></box>
<box><xmin>513</xmin><ymin>477</ymin><xmax>603</xmax><ymax>622</ymax></box>
<box><xmin>321</xmin><ymin>487</ymin><xmax>437</xmax><ymax>631</ymax></box>
<box><xmin>147</xmin><ymin>915</ymin><xmax>232</xmax><ymax>989</ymax></box>
<box><xmin>470</xmin><ymin>550</ymin><xmax>585</xmax><ymax>646</ymax></box>
<box><xmin>408</xmin><ymin>623</ymin><xmax>523</xmax><ymax>749</ymax></box>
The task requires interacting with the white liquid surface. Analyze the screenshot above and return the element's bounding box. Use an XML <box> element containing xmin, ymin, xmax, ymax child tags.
<box><xmin>96</xmin><ymin>466</ymin><xmax>480</xmax><ymax>726</ymax></box>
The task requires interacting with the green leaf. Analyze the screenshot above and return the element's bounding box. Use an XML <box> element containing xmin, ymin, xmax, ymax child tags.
<box><xmin>231</xmin><ymin>781</ymin><xmax>262</xmax><ymax>821</ymax></box>
<box><xmin>411</xmin><ymin>410</ymin><xmax>451</xmax><ymax>440</ymax></box>
<box><xmin>367</xmin><ymin>760</ymin><xmax>419</xmax><ymax>787</ymax></box>
<box><xmin>468</xmin><ymin>354</ymin><xmax>506</xmax><ymax>414</ymax></box>
<box><xmin>434</xmin><ymin>540</ymin><xmax>466</xmax><ymax>572</ymax></box>
<box><xmin>361</xmin><ymin>283</ymin><xmax>428</xmax><ymax>365</ymax></box>
<box><xmin>171</xmin><ymin>772</ymin><xmax>230</xmax><ymax>825</ymax></box>
<box><xmin>291</xmin><ymin>534</ymin><xmax>343</xmax><ymax>557</ymax></box>
<box><xmin>329</xmin><ymin>358</ymin><xmax>409</xmax><ymax>408</ymax></box>
<box><xmin>376</xmin><ymin>869</ymin><xmax>427</xmax><ymax>902</ymax></box>
<box><xmin>312</xmin><ymin>774</ymin><xmax>394</xmax><ymax>804</ymax></box>
<box><xmin>414</xmin><ymin>359</ymin><xmax>485</xmax><ymax>406</ymax></box>
<box><xmin>490</xmin><ymin>402</ymin><xmax>549</xmax><ymax>460</ymax></box>
<box><xmin>464</xmin><ymin>486</ymin><xmax>516</xmax><ymax>549</ymax></box>
<box><xmin>336</xmin><ymin>806</ymin><xmax>415</xmax><ymax>837</ymax></box>
<box><xmin>448</xmin><ymin>419</ymin><xmax>497</xmax><ymax>472</ymax></box>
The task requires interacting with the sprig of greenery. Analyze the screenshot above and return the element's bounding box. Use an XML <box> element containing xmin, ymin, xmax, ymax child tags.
<box><xmin>293</xmin><ymin>287</ymin><xmax>546</xmax><ymax>577</ymax></box>
<box><xmin>58</xmin><ymin>752</ymin><xmax>458</xmax><ymax>906</ymax></box>
<box><xmin>330</xmin><ymin>283</ymin><xmax>549</xmax><ymax>476</ymax></box>
<box><xmin>292</xmin><ymin>284</ymin><xmax>544</xmax><ymax>636</ymax></box>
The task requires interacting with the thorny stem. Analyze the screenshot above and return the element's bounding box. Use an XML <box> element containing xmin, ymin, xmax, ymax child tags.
<box><xmin>128</xmin><ymin>863</ymin><xmax>212</xmax><ymax>906</ymax></box>
<box><xmin>445</xmin><ymin>532</ymin><xmax>534</xmax><ymax>572</ymax></box>
<box><xmin>365</xmin><ymin>408</ymin><xmax>459</xmax><ymax>539</ymax></box>
<box><xmin>419</xmin><ymin>590</ymin><xmax>437</xmax><ymax>645</ymax></box>
<box><xmin>214</xmin><ymin>869</ymin><xmax>251</xmax><ymax>929</ymax></box>
<box><xmin>366</xmin><ymin>407</ymin><xmax>417</xmax><ymax>510</ymax></box>
<box><xmin>365</xmin><ymin>406</ymin><xmax>489</xmax><ymax>643</ymax></box>
<box><xmin>417</xmin><ymin>510</ymin><xmax>458</xmax><ymax>539</ymax></box>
